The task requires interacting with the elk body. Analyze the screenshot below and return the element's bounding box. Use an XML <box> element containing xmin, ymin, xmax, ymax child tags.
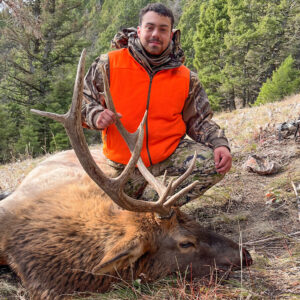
<box><xmin>0</xmin><ymin>50</ymin><xmax>252</xmax><ymax>299</ymax></box>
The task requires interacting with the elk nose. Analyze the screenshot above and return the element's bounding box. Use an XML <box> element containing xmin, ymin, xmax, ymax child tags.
<box><xmin>242</xmin><ymin>248</ymin><xmax>253</xmax><ymax>266</ymax></box>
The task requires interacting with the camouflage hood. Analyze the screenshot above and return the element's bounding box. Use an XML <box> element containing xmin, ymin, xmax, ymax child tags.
<box><xmin>111</xmin><ymin>27</ymin><xmax>185</xmax><ymax>74</ymax></box>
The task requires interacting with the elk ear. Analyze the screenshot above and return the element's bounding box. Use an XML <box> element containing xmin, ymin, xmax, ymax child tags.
<box><xmin>92</xmin><ymin>238</ymin><xmax>147</xmax><ymax>274</ymax></box>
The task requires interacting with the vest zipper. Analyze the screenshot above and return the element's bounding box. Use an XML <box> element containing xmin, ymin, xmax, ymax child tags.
<box><xmin>145</xmin><ymin>75</ymin><xmax>153</xmax><ymax>165</ymax></box>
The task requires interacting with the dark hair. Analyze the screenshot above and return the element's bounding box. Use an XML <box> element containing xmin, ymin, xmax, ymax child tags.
<box><xmin>139</xmin><ymin>3</ymin><xmax>174</xmax><ymax>29</ymax></box>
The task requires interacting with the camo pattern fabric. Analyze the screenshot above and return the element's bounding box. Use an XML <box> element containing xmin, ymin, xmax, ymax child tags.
<box><xmin>105</xmin><ymin>139</ymin><xmax>224</xmax><ymax>206</ymax></box>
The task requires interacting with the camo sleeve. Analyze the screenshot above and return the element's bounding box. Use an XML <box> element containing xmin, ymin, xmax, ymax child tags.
<box><xmin>183</xmin><ymin>71</ymin><xmax>230</xmax><ymax>150</ymax></box>
<box><xmin>81</xmin><ymin>54</ymin><xmax>109</xmax><ymax>130</ymax></box>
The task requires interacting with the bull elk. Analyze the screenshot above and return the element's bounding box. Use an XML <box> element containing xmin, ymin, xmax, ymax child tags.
<box><xmin>0</xmin><ymin>50</ymin><xmax>252</xmax><ymax>299</ymax></box>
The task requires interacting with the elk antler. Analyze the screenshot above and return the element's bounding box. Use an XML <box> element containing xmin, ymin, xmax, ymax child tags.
<box><xmin>31</xmin><ymin>49</ymin><xmax>199</xmax><ymax>217</ymax></box>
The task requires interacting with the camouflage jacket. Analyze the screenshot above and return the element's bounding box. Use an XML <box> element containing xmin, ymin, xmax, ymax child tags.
<box><xmin>82</xmin><ymin>28</ymin><xmax>229</xmax><ymax>151</ymax></box>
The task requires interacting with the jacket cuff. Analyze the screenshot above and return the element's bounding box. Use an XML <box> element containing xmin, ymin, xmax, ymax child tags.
<box><xmin>211</xmin><ymin>137</ymin><xmax>231</xmax><ymax>152</ymax></box>
<box><xmin>86</xmin><ymin>108</ymin><xmax>103</xmax><ymax>130</ymax></box>
<box><xmin>92</xmin><ymin>111</ymin><xmax>102</xmax><ymax>129</ymax></box>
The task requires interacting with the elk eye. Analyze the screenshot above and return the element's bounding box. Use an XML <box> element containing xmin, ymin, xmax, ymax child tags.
<box><xmin>179</xmin><ymin>242</ymin><xmax>194</xmax><ymax>248</ymax></box>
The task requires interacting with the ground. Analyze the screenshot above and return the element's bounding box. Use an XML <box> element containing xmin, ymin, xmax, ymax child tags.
<box><xmin>0</xmin><ymin>95</ymin><xmax>299</xmax><ymax>299</ymax></box>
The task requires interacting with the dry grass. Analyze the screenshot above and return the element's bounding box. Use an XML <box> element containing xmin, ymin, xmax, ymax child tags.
<box><xmin>0</xmin><ymin>156</ymin><xmax>48</xmax><ymax>193</ymax></box>
<box><xmin>214</xmin><ymin>94</ymin><xmax>300</xmax><ymax>152</ymax></box>
<box><xmin>0</xmin><ymin>95</ymin><xmax>300</xmax><ymax>299</ymax></box>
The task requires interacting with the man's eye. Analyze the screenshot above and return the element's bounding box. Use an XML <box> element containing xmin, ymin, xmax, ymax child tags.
<box><xmin>179</xmin><ymin>242</ymin><xmax>195</xmax><ymax>248</ymax></box>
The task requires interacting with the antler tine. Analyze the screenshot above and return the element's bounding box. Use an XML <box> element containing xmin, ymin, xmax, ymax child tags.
<box><xmin>100</xmin><ymin>64</ymin><xmax>139</xmax><ymax>152</ymax></box>
<box><xmin>117</xmin><ymin>111</ymin><xmax>147</xmax><ymax>186</ymax></box>
<box><xmin>162</xmin><ymin>151</ymin><xmax>199</xmax><ymax>207</ymax></box>
<box><xmin>31</xmin><ymin>49</ymin><xmax>86</xmax><ymax>125</ymax></box>
<box><xmin>139</xmin><ymin>151</ymin><xmax>199</xmax><ymax>199</ymax></box>
<box><xmin>156</xmin><ymin>151</ymin><xmax>199</xmax><ymax>208</ymax></box>
<box><xmin>169</xmin><ymin>151</ymin><xmax>198</xmax><ymax>193</ymax></box>
<box><xmin>31</xmin><ymin>109</ymin><xmax>68</xmax><ymax>124</ymax></box>
<box><xmin>163</xmin><ymin>180</ymin><xmax>199</xmax><ymax>208</ymax></box>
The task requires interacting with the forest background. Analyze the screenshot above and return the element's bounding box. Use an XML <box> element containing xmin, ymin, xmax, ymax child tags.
<box><xmin>0</xmin><ymin>0</ymin><xmax>299</xmax><ymax>163</ymax></box>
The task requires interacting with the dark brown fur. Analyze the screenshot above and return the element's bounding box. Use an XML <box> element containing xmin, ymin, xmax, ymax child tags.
<box><xmin>0</xmin><ymin>149</ymin><xmax>252</xmax><ymax>299</ymax></box>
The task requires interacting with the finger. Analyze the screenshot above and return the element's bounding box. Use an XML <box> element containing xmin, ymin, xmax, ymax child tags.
<box><xmin>103</xmin><ymin>109</ymin><xmax>116</xmax><ymax>121</ymax></box>
<box><xmin>104</xmin><ymin>114</ymin><xmax>115</xmax><ymax>126</ymax></box>
<box><xmin>216</xmin><ymin>167</ymin><xmax>227</xmax><ymax>174</ymax></box>
<box><xmin>104</xmin><ymin>110</ymin><xmax>122</xmax><ymax>123</ymax></box>
<box><xmin>216</xmin><ymin>160</ymin><xmax>231</xmax><ymax>174</ymax></box>
<box><xmin>216</xmin><ymin>166</ymin><xmax>228</xmax><ymax>174</ymax></box>
<box><xmin>97</xmin><ymin>112</ymin><xmax>113</xmax><ymax>128</ymax></box>
<box><xmin>214</xmin><ymin>152</ymin><xmax>221</xmax><ymax>168</ymax></box>
<box><xmin>96</xmin><ymin>116</ymin><xmax>104</xmax><ymax>129</ymax></box>
<box><xmin>217</xmin><ymin>156</ymin><xmax>227</xmax><ymax>169</ymax></box>
<box><xmin>103</xmin><ymin>109</ymin><xmax>116</xmax><ymax>119</ymax></box>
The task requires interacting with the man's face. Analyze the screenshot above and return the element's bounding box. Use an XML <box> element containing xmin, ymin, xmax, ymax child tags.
<box><xmin>137</xmin><ymin>11</ymin><xmax>173</xmax><ymax>55</ymax></box>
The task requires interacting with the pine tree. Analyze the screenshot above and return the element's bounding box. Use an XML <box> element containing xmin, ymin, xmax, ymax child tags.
<box><xmin>255</xmin><ymin>55</ymin><xmax>300</xmax><ymax>105</ymax></box>
<box><xmin>0</xmin><ymin>104</ymin><xmax>21</xmax><ymax>162</ymax></box>
<box><xmin>0</xmin><ymin>0</ymin><xmax>88</xmax><ymax>159</ymax></box>
<box><xmin>0</xmin><ymin>0</ymin><xmax>87</xmax><ymax>104</ymax></box>
<box><xmin>193</xmin><ymin>0</ymin><xmax>229</xmax><ymax>110</ymax></box>
<box><xmin>223</xmin><ymin>0</ymin><xmax>265</xmax><ymax>108</ymax></box>
<box><xmin>177</xmin><ymin>0</ymin><xmax>203</xmax><ymax>70</ymax></box>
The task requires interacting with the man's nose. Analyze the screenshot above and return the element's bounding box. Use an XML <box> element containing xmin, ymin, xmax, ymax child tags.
<box><xmin>151</xmin><ymin>28</ymin><xmax>160</xmax><ymax>38</ymax></box>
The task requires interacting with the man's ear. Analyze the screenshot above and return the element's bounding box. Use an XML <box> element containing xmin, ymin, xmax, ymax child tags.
<box><xmin>92</xmin><ymin>238</ymin><xmax>147</xmax><ymax>274</ymax></box>
<box><xmin>137</xmin><ymin>26</ymin><xmax>141</xmax><ymax>38</ymax></box>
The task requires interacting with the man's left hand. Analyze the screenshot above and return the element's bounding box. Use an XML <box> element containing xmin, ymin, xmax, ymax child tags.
<box><xmin>214</xmin><ymin>146</ymin><xmax>232</xmax><ymax>175</ymax></box>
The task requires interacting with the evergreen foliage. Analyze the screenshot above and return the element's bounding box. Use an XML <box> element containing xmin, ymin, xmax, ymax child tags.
<box><xmin>181</xmin><ymin>0</ymin><xmax>300</xmax><ymax>110</ymax></box>
<box><xmin>177</xmin><ymin>0</ymin><xmax>203</xmax><ymax>70</ymax></box>
<box><xmin>255</xmin><ymin>55</ymin><xmax>300</xmax><ymax>105</ymax></box>
<box><xmin>0</xmin><ymin>0</ymin><xmax>88</xmax><ymax>162</ymax></box>
<box><xmin>193</xmin><ymin>0</ymin><xmax>229</xmax><ymax>110</ymax></box>
<box><xmin>0</xmin><ymin>104</ymin><xmax>20</xmax><ymax>161</ymax></box>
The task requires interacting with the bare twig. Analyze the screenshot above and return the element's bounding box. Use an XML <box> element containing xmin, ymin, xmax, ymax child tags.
<box><xmin>244</xmin><ymin>231</ymin><xmax>300</xmax><ymax>246</ymax></box>
<box><xmin>291</xmin><ymin>180</ymin><xmax>300</xmax><ymax>221</ymax></box>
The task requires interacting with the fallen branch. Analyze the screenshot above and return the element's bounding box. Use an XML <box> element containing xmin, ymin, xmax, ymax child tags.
<box><xmin>244</xmin><ymin>231</ymin><xmax>300</xmax><ymax>246</ymax></box>
<box><xmin>291</xmin><ymin>180</ymin><xmax>300</xmax><ymax>221</ymax></box>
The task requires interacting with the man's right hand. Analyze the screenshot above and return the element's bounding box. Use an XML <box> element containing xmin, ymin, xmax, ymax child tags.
<box><xmin>95</xmin><ymin>109</ymin><xmax>122</xmax><ymax>129</ymax></box>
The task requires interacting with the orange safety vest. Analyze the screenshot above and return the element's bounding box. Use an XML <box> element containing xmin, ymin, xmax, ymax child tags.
<box><xmin>102</xmin><ymin>48</ymin><xmax>190</xmax><ymax>167</ymax></box>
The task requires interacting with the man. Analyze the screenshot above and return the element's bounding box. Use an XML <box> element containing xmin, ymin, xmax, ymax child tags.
<box><xmin>82</xmin><ymin>3</ymin><xmax>231</xmax><ymax>205</ymax></box>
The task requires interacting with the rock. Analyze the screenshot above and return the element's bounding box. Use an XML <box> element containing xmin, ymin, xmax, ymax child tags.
<box><xmin>276</xmin><ymin>118</ymin><xmax>300</xmax><ymax>140</ymax></box>
<box><xmin>244</xmin><ymin>155</ymin><xmax>281</xmax><ymax>175</ymax></box>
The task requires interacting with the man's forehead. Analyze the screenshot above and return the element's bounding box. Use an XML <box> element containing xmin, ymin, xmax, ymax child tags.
<box><xmin>141</xmin><ymin>11</ymin><xmax>172</xmax><ymax>27</ymax></box>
